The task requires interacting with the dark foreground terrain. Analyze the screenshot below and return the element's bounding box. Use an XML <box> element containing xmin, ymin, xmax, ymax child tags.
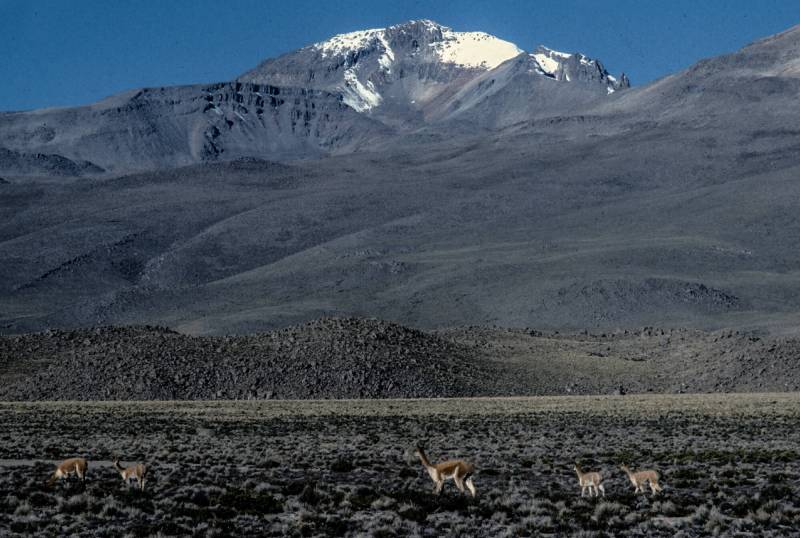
<box><xmin>0</xmin><ymin>394</ymin><xmax>798</xmax><ymax>536</ymax></box>
<box><xmin>1</xmin><ymin>319</ymin><xmax>800</xmax><ymax>400</ymax></box>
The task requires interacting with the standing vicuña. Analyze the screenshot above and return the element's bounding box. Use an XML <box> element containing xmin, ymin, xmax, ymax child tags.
<box><xmin>414</xmin><ymin>445</ymin><xmax>476</xmax><ymax>497</ymax></box>
<box><xmin>113</xmin><ymin>458</ymin><xmax>148</xmax><ymax>491</ymax></box>
<box><xmin>46</xmin><ymin>457</ymin><xmax>88</xmax><ymax>487</ymax></box>
<box><xmin>620</xmin><ymin>464</ymin><xmax>662</xmax><ymax>495</ymax></box>
<box><xmin>574</xmin><ymin>462</ymin><xmax>605</xmax><ymax>497</ymax></box>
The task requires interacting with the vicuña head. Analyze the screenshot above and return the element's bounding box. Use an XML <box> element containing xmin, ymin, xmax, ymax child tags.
<box><xmin>46</xmin><ymin>457</ymin><xmax>88</xmax><ymax>487</ymax></box>
<box><xmin>113</xmin><ymin>456</ymin><xmax>148</xmax><ymax>492</ymax></box>
<box><xmin>413</xmin><ymin>443</ymin><xmax>476</xmax><ymax>497</ymax></box>
<box><xmin>620</xmin><ymin>463</ymin><xmax>662</xmax><ymax>496</ymax></box>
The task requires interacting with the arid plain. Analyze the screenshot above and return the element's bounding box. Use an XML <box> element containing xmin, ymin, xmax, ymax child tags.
<box><xmin>1</xmin><ymin>394</ymin><xmax>798</xmax><ymax>536</ymax></box>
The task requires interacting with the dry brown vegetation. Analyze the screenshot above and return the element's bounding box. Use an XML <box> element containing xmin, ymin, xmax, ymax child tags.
<box><xmin>0</xmin><ymin>394</ymin><xmax>798</xmax><ymax>536</ymax></box>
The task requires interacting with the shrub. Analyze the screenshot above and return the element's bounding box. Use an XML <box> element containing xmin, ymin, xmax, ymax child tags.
<box><xmin>331</xmin><ymin>460</ymin><xmax>354</xmax><ymax>473</ymax></box>
<box><xmin>397</xmin><ymin>503</ymin><xmax>427</xmax><ymax>523</ymax></box>
<box><xmin>57</xmin><ymin>494</ymin><xmax>88</xmax><ymax>514</ymax></box>
<box><xmin>592</xmin><ymin>501</ymin><xmax>628</xmax><ymax>525</ymax></box>
<box><xmin>216</xmin><ymin>488</ymin><xmax>284</xmax><ymax>515</ymax></box>
<box><xmin>13</xmin><ymin>501</ymin><xmax>32</xmax><ymax>516</ymax></box>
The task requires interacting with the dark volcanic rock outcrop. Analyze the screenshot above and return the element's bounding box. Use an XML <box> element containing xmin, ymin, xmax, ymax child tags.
<box><xmin>2</xmin><ymin>319</ymin><xmax>800</xmax><ymax>400</ymax></box>
<box><xmin>0</xmin><ymin>318</ymin><xmax>502</xmax><ymax>400</ymax></box>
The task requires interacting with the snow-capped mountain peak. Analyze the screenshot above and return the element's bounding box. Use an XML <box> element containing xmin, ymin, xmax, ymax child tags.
<box><xmin>304</xmin><ymin>20</ymin><xmax>526</xmax><ymax>112</ymax></box>
<box><xmin>240</xmin><ymin>20</ymin><xmax>628</xmax><ymax>119</ymax></box>
<box><xmin>312</xmin><ymin>20</ymin><xmax>522</xmax><ymax>72</ymax></box>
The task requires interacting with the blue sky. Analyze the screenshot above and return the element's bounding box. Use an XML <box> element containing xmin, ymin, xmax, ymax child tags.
<box><xmin>1</xmin><ymin>0</ymin><xmax>798</xmax><ymax>112</ymax></box>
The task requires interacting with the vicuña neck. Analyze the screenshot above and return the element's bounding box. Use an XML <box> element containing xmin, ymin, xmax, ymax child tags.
<box><xmin>417</xmin><ymin>449</ymin><xmax>432</xmax><ymax>467</ymax></box>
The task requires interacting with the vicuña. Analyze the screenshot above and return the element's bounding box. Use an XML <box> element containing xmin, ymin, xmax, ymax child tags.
<box><xmin>574</xmin><ymin>462</ymin><xmax>605</xmax><ymax>497</ymax></box>
<box><xmin>113</xmin><ymin>458</ymin><xmax>148</xmax><ymax>491</ymax></box>
<box><xmin>47</xmin><ymin>457</ymin><xmax>88</xmax><ymax>487</ymax></box>
<box><xmin>414</xmin><ymin>445</ymin><xmax>476</xmax><ymax>497</ymax></box>
<box><xmin>620</xmin><ymin>464</ymin><xmax>663</xmax><ymax>495</ymax></box>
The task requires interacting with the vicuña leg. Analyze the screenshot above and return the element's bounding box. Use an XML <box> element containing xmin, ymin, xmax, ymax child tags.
<box><xmin>465</xmin><ymin>477</ymin><xmax>476</xmax><ymax>497</ymax></box>
<box><xmin>454</xmin><ymin>474</ymin><xmax>466</xmax><ymax>494</ymax></box>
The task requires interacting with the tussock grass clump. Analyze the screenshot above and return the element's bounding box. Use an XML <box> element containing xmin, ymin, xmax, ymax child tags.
<box><xmin>702</xmin><ymin>507</ymin><xmax>731</xmax><ymax>534</ymax></box>
<box><xmin>56</xmin><ymin>493</ymin><xmax>89</xmax><ymax>514</ymax></box>
<box><xmin>592</xmin><ymin>500</ymin><xmax>629</xmax><ymax>524</ymax></box>
<box><xmin>13</xmin><ymin>500</ymin><xmax>32</xmax><ymax>516</ymax></box>
<box><xmin>330</xmin><ymin>459</ymin><xmax>354</xmax><ymax>473</ymax></box>
<box><xmin>396</xmin><ymin>502</ymin><xmax>428</xmax><ymax>523</ymax></box>
<box><xmin>651</xmin><ymin>499</ymin><xmax>681</xmax><ymax>517</ymax></box>
<box><xmin>215</xmin><ymin>488</ymin><xmax>284</xmax><ymax>515</ymax></box>
<box><xmin>347</xmin><ymin>487</ymin><xmax>380</xmax><ymax>510</ymax></box>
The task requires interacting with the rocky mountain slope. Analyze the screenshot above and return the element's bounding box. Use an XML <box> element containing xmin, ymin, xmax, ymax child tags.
<box><xmin>1</xmin><ymin>319</ymin><xmax>798</xmax><ymax>400</ymax></box>
<box><xmin>1</xmin><ymin>23</ymin><xmax>800</xmax><ymax>336</ymax></box>
<box><xmin>0</xmin><ymin>82</ymin><xmax>388</xmax><ymax>174</ymax></box>
<box><xmin>597</xmin><ymin>23</ymin><xmax>800</xmax><ymax>122</ymax></box>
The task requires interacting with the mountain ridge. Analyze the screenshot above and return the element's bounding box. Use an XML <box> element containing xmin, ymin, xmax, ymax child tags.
<box><xmin>0</xmin><ymin>19</ymin><xmax>628</xmax><ymax>175</ymax></box>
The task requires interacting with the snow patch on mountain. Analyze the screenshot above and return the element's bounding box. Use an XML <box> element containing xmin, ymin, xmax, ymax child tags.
<box><xmin>532</xmin><ymin>47</ymin><xmax>572</xmax><ymax>76</ymax></box>
<box><xmin>314</xmin><ymin>27</ymin><xmax>397</xmax><ymax>76</ymax></box>
<box><xmin>528</xmin><ymin>45</ymin><xmax>627</xmax><ymax>93</ymax></box>
<box><xmin>376</xmin><ymin>33</ymin><xmax>395</xmax><ymax>72</ymax></box>
<box><xmin>315</xmin><ymin>28</ymin><xmax>385</xmax><ymax>58</ymax></box>
<box><xmin>532</xmin><ymin>53</ymin><xmax>559</xmax><ymax>74</ymax></box>
<box><xmin>313</xmin><ymin>21</ymin><xmax>521</xmax><ymax>72</ymax></box>
<box><xmin>342</xmin><ymin>68</ymin><xmax>382</xmax><ymax>112</ymax></box>
<box><xmin>431</xmin><ymin>30</ymin><xmax>523</xmax><ymax>69</ymax></box>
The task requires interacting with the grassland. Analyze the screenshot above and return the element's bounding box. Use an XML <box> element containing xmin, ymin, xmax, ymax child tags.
<box><xmin>1</xmin><ymin>394</ymin><xmax>799</xmax><ymax>536</ymax></box>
